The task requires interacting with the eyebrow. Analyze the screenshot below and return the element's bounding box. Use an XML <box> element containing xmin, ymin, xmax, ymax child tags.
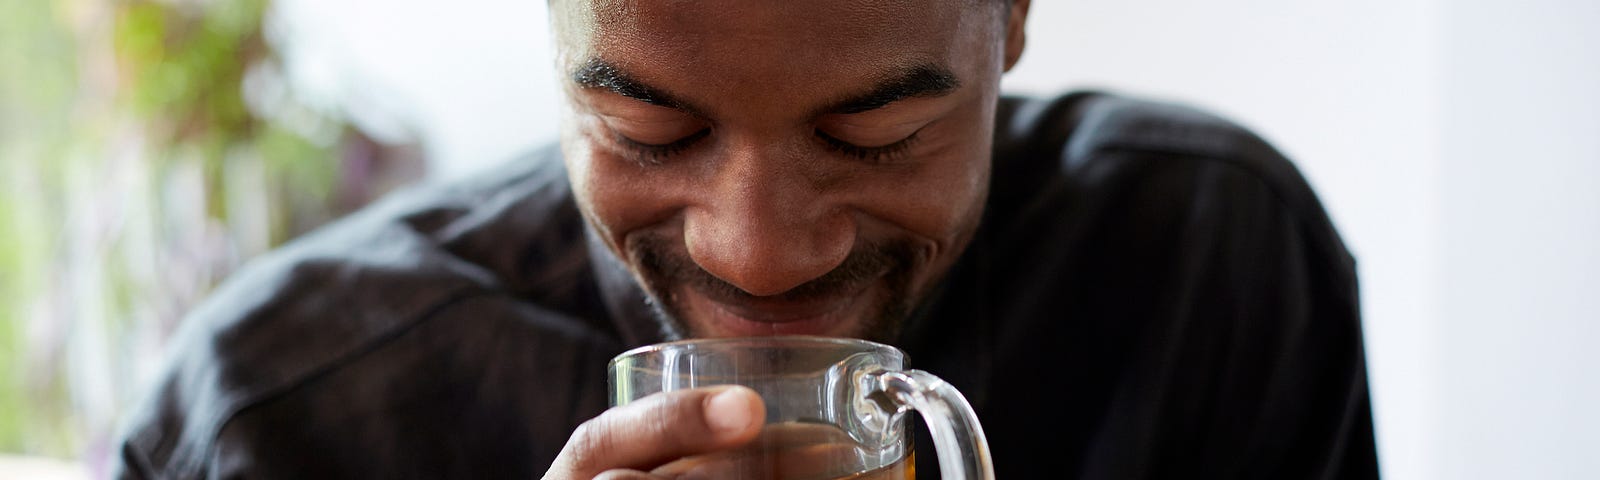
<box><xmin>570</xmin><ymin>59</ymin><xmax>961</xmax><ymax>116</ymax></box>
<box><xmin>571</xmin><ymin>59</ymin><xmax>700</xmax><ymax>114</ymax></box>
<box><xmin>822</xmin><ymin>64</ymin><xmax>961</xmax><ymax>115</ymax></box>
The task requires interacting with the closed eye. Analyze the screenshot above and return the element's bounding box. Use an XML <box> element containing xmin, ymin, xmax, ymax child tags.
<box><xmin>816</xmin><ymin>129</ymin><xmax>920</xmax><ymax>164</ymax></box>
<box><xmin>615</xmin><ymin>128</ymin><xmax>710</xmax><ymax>165</ymax></box>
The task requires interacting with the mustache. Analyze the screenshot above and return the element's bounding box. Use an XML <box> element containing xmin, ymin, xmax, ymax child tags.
<box><xmin>628</xmin><ymin>234</ymin><xmax>913</xmax><ymax>305</ymax></box>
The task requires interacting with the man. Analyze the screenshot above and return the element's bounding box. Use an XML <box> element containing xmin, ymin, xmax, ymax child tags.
<box><xmin>115</xmin><ymin>0</ymin><xmax>1379</xmax><ymax>478</ymax></box>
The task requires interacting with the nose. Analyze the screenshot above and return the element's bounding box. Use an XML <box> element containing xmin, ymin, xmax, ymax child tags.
<box><xmin>683</xmin><ymin>148</ymin><xmax>854</xmax><ymax>297</ymax></box>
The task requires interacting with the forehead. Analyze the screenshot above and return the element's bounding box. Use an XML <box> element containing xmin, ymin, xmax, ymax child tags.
<box><xmin>557</xmin><ymin>0</ymin><xmax>996</xmax><ymax>113</ymax></box>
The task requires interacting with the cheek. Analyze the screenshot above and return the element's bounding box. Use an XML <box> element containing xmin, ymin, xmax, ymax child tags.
<box><xmin>849</xmin><ymin>115</ymin><xmax>993</xmax><ymax>254</ymax></box>
<box><xmin>858</xmin><ymin>153</ymin><xmax>987</xmax><ymax>247</ymax></box>
<box><xmin>562</xmin><ymin>121</ymin><xmax>690</xmax><ymax>251</ymax></box>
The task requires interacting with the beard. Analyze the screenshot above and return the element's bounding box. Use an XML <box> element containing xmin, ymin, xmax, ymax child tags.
<box><xmin>623</xmin><ymin>232</ymin><xmax>923</xmax><ymax>344</ymax></box>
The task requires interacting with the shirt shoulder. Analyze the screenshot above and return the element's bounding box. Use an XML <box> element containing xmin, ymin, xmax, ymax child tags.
<box><xmin>989</xmin><ymin>91</ymin><xmax>1352</xmax><ymax>273</ymax></box>
<box><xmin>955</xmin><ymin>92</ymin><xmax>1374</xmax><ymax>477</ymax></box>
<box><xmin>115</xmin><ymin>147</ymin><xmax>616</xmax><ymax>478</ymax></box>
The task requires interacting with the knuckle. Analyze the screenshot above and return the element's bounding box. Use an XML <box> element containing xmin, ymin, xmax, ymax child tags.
<box><xmin>593</xmin><ymin>470</ymin><xmax>653</xmax><ymax>480</ymax></box>
<box><xmin>652</xmin><ymin>391</ymin><xmax>712</xmax><ymax>444</ymax></box>
<box><xmin>556</xmin><ymin>389</ymin><xmax>722</xmax><ymax>476</ymax></box>
<box><xmin>617</xmin><ymin>391</ymin><xmax>714</xmax><ymax>451</ymax></box>
<box><xmin>565</xmin><ymin>417</ymin><xmax>619</xmax><ymax>473</ymax></box>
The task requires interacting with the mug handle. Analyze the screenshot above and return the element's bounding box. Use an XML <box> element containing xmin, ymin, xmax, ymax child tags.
<box><xmin>863</xmin><ymin>369</ymin><xmax>995</xmax><ymax>480</ymax></box>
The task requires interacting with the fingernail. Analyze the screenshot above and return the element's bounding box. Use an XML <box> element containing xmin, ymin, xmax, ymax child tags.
<box><xmin>705</xmin><ymin>387</ymin><xmax>757</xmax><ymax>436</ymax></box>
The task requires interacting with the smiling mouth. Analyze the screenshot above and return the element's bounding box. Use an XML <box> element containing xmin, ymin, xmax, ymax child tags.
<box><xmin>679</xmin><ymin>284</ymin><xmax>875</xmax><ymax>337</ymax></box>
<box><xmin>626</xmin><ymin>232</ymin><xmax>918</xmax><ymax>339</ymax></box>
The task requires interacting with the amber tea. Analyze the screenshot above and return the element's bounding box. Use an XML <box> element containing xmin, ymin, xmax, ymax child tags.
<box><xmin>652</xmin><ymin>422</ymin><xmax>915</xmax><ymax>480</ymax></box>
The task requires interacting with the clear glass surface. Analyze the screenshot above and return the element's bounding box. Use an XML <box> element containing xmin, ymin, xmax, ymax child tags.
<box><xmin>609</xmin><ymin>336</ymin><xmax>994</xmax><ymax>480</ymax></box>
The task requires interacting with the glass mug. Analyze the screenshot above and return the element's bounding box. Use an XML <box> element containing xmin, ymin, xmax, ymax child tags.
<box><xmin>609</xmin><ymin>336</ymin><xmax>995</xmax><ymax>479</ymax></box>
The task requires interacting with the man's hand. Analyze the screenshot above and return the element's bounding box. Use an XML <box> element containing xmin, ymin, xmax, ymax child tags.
<box><xmin>543</xmin><ymin>386</ymin><xmax>765</xmax><ymax>479</ymax></box>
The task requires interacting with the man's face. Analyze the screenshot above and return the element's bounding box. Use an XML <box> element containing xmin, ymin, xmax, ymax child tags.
<box><xmin>555</xmin><ymin>0</ymin><xmax>1025</xmax><ymax>342</ymax></box>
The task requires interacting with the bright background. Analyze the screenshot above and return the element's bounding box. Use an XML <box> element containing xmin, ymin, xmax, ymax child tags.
<box><xmin>2</xmin><ymin>0</ymin><xmax>1596</xmax><ymax>478</ymax></box>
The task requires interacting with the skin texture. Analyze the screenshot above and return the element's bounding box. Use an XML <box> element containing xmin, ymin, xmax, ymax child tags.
<box><xmin>544</xmin><ymin>1</ymin><xmax>1029</xmax><ymax>477</ymax></box>
<box><xmin>556</xmin><ymin>0</ymin><xmax>1028</xmax><ymax>341</ymax></box>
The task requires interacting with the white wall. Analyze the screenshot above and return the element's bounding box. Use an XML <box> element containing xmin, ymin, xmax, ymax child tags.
<box><xmin>1437</xmin><ymin>1</ymin><xmax>1600</xmax><ymax>478</ymax></box>
<box><xmin>273</xmin><ymin>1</ymin><xmax>1600</xmax><ymax>478</ymax></box>
<box><xmin>271</xmin><ymin>0</ymin><xmax>560</xmax><ymax>179</ymax></box>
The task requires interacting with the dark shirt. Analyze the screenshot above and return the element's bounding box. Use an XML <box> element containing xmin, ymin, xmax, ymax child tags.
<box><xmin>114</xmin><ymin>92</ymin><xmax>1380</xmax><ymax>479</ymax></box>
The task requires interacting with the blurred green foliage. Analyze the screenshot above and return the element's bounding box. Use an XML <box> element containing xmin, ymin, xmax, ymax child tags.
<box><xmin>0</xmin><ymin>0</ymin><xmax>79</xmax><ymax>456</ymax></box>
<box><xmin>1</xmin><ymin>0</ymin><xmax>346</xmax><ymax>458</ymax></box>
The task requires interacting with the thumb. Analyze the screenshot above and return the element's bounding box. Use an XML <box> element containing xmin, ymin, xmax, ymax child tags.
<box><xmin>545</xmin><ymin>386</ymin><xmax>765</xmax><ymax>479</ymax></box>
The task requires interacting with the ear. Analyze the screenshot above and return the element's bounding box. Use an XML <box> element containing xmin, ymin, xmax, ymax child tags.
<box><xmin>1002</xmin><ymin>0</ymin><xmax>1030</xmax><ymax>72</ymax></box>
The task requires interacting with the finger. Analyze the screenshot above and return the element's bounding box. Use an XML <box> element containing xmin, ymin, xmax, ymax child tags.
<box><xmin>653</xmin><ymin>439</ymin><xmax>867</xmax><ymax>479</ymax></box>
<box><xmin>593</xmin><ymin>469</ymin><xmax>669</xmax><ymax>480</ymax></box>
<box><xmin>546</xmin><ymin>386</ymin><xmax>765</xmax><ymax>479</ymax></box>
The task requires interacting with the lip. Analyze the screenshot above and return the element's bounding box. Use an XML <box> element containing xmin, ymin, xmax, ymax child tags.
<box><xmin>680</xmin><ymin>287</ymin><xmax>870</xmax><ymax>337</ymax></box>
